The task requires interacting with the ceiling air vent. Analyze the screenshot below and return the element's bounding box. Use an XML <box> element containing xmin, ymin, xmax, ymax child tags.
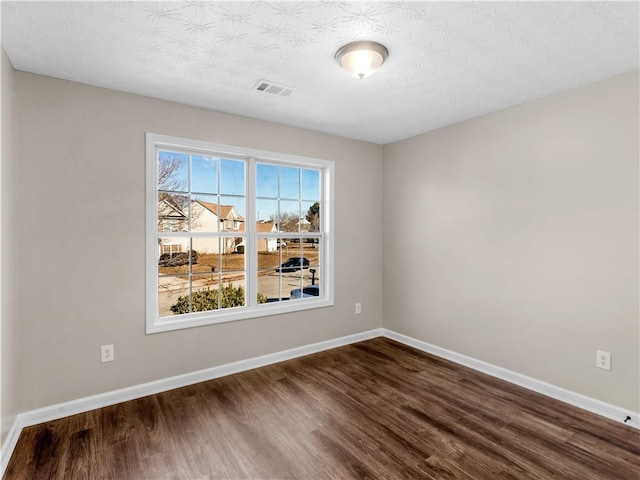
<box><xmin>253</xmin><ymin>80</ymin><xmax>294</xmax><ymax>97</ymax></box>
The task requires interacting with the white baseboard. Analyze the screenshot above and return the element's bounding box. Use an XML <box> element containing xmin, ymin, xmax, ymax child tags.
<box><xmin>1</xmin><ymin>416</ymin><xmax>24</xmax><ymax>476</ymax></box>
<box><xmin>2</xmin><ymin>326</ymin><xmax>637</xmax><ymax>478</ymax></box>
<box><xmin>382</xmin><ymin>328</ymin><xmax>640</xmax><ymax>429</ymax></box>
<box><xmin>0</xmin><ymin>328</ymin><xmax>383</xmax><ymax>477</ymax></box>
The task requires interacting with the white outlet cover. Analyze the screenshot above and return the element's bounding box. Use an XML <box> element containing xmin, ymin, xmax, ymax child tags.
<box><xmin>596</xmin><ymin>350</ymin><xmax>611</xmax><ymax>371</ymax></box>
<box><xmin>101</xmin><ymin>344</ymin><xmax>114</xmax><ymax>363</ymax></box>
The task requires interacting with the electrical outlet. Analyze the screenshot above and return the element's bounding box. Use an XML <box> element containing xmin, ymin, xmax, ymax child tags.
<box><xmin>596</xmin><ymin>350</ymin><xmax>611</xmax><ymax>371</ymax></box>
<box><xmin>101</xmin><ymin>344</ymin><xmax>114</xmax><ymax>363</ymax></box>
<box><xmin>355</xmin><ymin>302</ymin><xmax>362</xmax><ymax>314</ymax></box>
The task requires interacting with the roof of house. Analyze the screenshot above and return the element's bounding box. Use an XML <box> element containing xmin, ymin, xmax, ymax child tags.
<box><xmin>195</xmin><ymin>200</ymin><xmax>245</xmax><ymax>221</ymax></box>
<box><xmin>158</xmin><ymin>198</ymin><xmax>188</xmax><ymax>219</ymax></box>
<box><xmin>236</xmin><ymin>222</ymin><xmax>276</xmax><ymax>233</ymax></box>
<box><xmin>256</xmin><ymin>222</ymin><xmax>276</xmax><ymax>233</ymax></box>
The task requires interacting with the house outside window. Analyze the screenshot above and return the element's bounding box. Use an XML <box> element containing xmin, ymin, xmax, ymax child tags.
<box><xmin>161</xmin><ymin>243</ymin><xmax>183</xmax><ymax>255</ymax></box>
<box><xmin>161</xmin><ymin>219</ymin><xmax>181</xmax><ymax>232</ymax></box>
<box><xmin>146</xmin><ymin>133</ymin><xmax>334</xmax><ymax>333</ymax></box>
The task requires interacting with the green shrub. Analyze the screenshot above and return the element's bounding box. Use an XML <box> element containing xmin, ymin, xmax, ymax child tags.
<box><xmin>171</xmin><ymin>284</ymin><xmax>267</xmax><ymax>314</ymax></box>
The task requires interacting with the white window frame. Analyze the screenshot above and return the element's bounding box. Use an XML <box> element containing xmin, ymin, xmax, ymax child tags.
<box><xmin>146</xmin><ymin>133</ymin><xmax>335</xmax><ymax>334</ymax></box>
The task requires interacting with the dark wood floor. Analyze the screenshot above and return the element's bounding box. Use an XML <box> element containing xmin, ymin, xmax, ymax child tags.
<box><xmin>5</xmin><ymin>337</ymin><xmax>639</xmax><ymax>479</ymax></box>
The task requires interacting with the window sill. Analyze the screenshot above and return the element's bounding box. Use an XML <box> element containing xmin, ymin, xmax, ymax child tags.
<box><xmin>147</xmin><ymin>297</ymin><xmax>335</xmax><ymax>334</ymax></box>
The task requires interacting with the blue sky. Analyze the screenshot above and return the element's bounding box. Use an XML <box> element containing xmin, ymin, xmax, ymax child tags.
<box><xmin>159</xmin><ymin>151</ymin><xmax>320</xmax><ymax>221</ymax></box>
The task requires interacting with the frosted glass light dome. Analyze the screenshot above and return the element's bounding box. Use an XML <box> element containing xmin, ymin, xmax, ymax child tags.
<box><xmin>336</xmin><ymin>41</ymin><xmax>389</xmax><ymax>79</ymax></box>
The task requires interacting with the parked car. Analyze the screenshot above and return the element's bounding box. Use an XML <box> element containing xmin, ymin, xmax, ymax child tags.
<box><xmin>290</xmin><ymin>285</ymin><xmax>320</xmax><ymax>299</ymax></box>
<box><xmin>275</xmin><ymin>257</ymin><xmax>310</xmax><ymax>272</ymax></box>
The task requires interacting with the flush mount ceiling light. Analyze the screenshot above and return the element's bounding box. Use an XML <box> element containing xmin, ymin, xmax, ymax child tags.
<box><xmin>335</xmin><ymin>41</ymin><xmax>389</xmax><ymax>79</ymax></box>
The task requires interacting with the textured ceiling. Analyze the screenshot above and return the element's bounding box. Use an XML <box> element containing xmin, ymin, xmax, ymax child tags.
<box><xmin>2</xmin><ymin>1</ymin><xmax>638</xmax><ymax>144</ymax></box>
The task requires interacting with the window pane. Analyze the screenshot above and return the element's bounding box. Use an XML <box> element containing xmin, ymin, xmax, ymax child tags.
<box><xmin>278</xmin><ymin>200</ymin><xmax>300</xmax><ymax>232</ymax></box>
<box><xmin>281</xmin><ymin>239</ymin><xmax>302</xmax><ymax>262</ymax></box>
<box><xmin>220</xmin><ymin>159</ymin><xmax>245</xmax><ymax>196</ymax></box>
<box><xmin>301</xmin><ymin>201</ymin><xmax>320</xmax><ymax>232</ymax></box>
<box><xmin>190</xmin><ymin>238</ymin><xmax>220</xmax><ymax>273</ymax></box>
<box><xmin>285</xmin><ymin>272</ymin><xmax>305</xmax><ymax>300</ymax></box>
<box><xmin>158</xmin><ymin>238</ymin><xmax>191</xmax><ymax>275</ymax></box>
<box><xmin>258</xmin><ymin>269</ymin><xmax>283</xmax><ymax>303</ymax></box>
<box><xmin>302</xmin><ymin>238</ymin><xmax>320</xmax><ymax>268</ymax></box>
<box><xmin>291</xmin><ymin>284</ymin><xmax>321</xmax><ymax>300</ymax></box>
<box><xmin>258</xmin><ymin>239</ymin><xmax>304</xmax><ymax>302</ymax></box>
<box><xmin>190</xmin><ymin>278</ymin><xmax>221</xmax><ymax>313</ymax></box>
<box><xmin>256</xmin><ymin>163</ymin><xmax>277</xmax><ymax>198</ymax></box>
<box><xmin>282</xmin><ymin>237</ymin><xmax>302</xmax><ymax>260</ymax></box>
<box><xmin>219</xmin><ymin>276</ymin><xmax>246</xmax><ymax>310</ymax></box>
<box><xmin>159</xmin><ymin>240</ymin><xmax>186</xmax><ymax>256</ymax></box>
<box><xmin>298</xmin><ymin>244</ymin><xmax>322</xmax><ymax>299</ymax></box>
<box><xmin>258</xmin><ymin>245</ymin><xmax>281</xmax><ymax>270</ymax></box>
<box><xmin>158</xmin><ymin>151</ymin><xmax>188</xmax><ymax>193</ymax></box>
<box><xmin>301</xmin><ymin>169</ymin><xmax>320</xmax><ymax>201</ymax></box>
<box><xmin>158</xmin><ymin>193</ymin><xmax>188</xmax><ymax>232</ymax></box>
<box><xmin>256</xmin><ymin>198</ymin><xmax>277</xmax><ymax>223</ymax></box>
<box><xmin>221</xmin><ymin>238</ymin><xmax>245</xmax><ymax>272</ymax></box>
<box><xmin>256</xmin><ymin>224</ymin><xmax>277</xmax><ymax>251</ymax></box>
<box><xmin>191</xmin><ymin>195</ymin><xmax>220</xmax><ymax>232</ymax></box>
<box><xmin>191</xmin><ymin>237</ymin><xmax>220</xmax><ymax>262</ymax></box>
<box><xmin>182</xmin><ymin>275</ymin><xmax>248</xmax><ymax>312</ymax></box>
<box><xmin>277</xmin><ymin>250</ymin><xmax>306</xmax><ymax>298</ymax></box>
<box><xmin>158</xmin><ymin>275</ymin><xmax>190</xmax><ymax>317</ymax></box>
<box><xmin>219</xmin><ymin>197</ymin><xmax>245</xmax><ymax>232</ymax></box>
<box><xmin>274</xmin><ymin>240</ymin><xmax>307</xmax><ymax>299</ymax></box>
<box><xmin>280</xmin><ymin>166</ymin><xmax>300</xmax><ymax>199</ymax></box>
<box><xmin>291</xmin><ymin>266</ymin><xmax>321</xmax><ymax>300</ymax></box>
<box><xmin>191</xmin><ymin>155</ymin><xmax>217</xmax><ymax>194</ymax></box>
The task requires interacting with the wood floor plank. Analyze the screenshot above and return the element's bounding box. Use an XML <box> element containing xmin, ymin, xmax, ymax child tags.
<box><xmin>5</xmin><ymin>338</ymin><xmax>639</xmax><ymax>479</ymax></box>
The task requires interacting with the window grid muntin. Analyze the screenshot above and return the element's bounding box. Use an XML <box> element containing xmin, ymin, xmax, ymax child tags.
<box><xmin>147</xmin><ymin>133</ymin><xmax>333</xmax><ymax>333</ymax></box>
<box><xmin>156</xmin><ymin>148</ymin><xmax>247</xmax><ymax>318</ymax></box>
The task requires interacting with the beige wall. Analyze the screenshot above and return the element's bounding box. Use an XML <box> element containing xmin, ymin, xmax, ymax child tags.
<box><xmin>4</xmin><ymin>64</ymin><xmax>638</xmax><ymax>423</ymax></box>
<box><xmin>13</xmin><ymin>72</ymin><xmax>383</xmax><ymax>411</ymax></box>
<box><xmin>1</xmin><ymin>49</ymin><xmax>18</xmax><ymax>443</ymax></box>
<box><xmin>383</xmin><ymin>71</ymin><xmax>639</xmax><ymax>411</ymax></box>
